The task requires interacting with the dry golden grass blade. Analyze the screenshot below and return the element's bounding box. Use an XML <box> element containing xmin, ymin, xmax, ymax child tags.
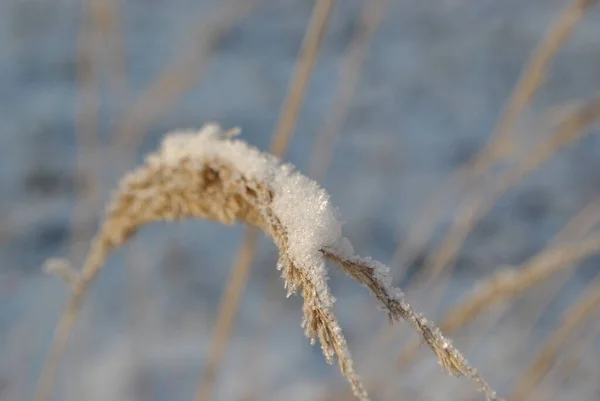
<box><xmin>307</xmin><ymin>0</ymin><xmax>388</xmax><ymax>181</ymax></box>
<box><xmin>555</xmin><ymin>199</ymin><xmax>600</xmax><ymax>244</ymax></box>
<box><xmin>436</xmin><ymin>197</ymin><xmax>600</xmax><ymax>367</ymax></box>
<box><xmin>34</xmin><ymin>237</ymin><xmax>112</xmax><ymax>401</ymax></box>
<box><xmin>346</xmin><ymin>168</ymin><xmax>599</xmax><ymax>398</ymax></box>
<box><xmin>425</xmin><ymin>98</ymin><xmax>600</xmax><ymax>282</ymax></box>
<box><xmin>70</xmin><ymin>0</ymin><xmax>133</xmax><ymax>252</ymax></box>
<box><xmin>111</xmin><ymin>0</ymin><xmax>259</xmax><ymax>156</ymax></box>
<box><xmin>90</xmin><ymin>0</ymin><xmax>130</xmax><ymax>119</ymax></box>
<box><xmin>472</xmin><ymin>0</ymin><xmax>599</xmax><ymax>168</ymax></box>
<box><xmin>193</xmin><ymin>2</ymin><xmax>336</xmax><ymax>400</ymax></box>
<box><xmin>68</xmin><ymin>0</ymin><xmax>129</xmax><ymax>273</ymax></box>
<box><xmin>267</xmin><ymin>0</ymin><xmax>337</xmax><ymax>158</ymax></box>
<box><xmin>389</xmin><ymin>0</ymin><xmax>597</xmax><ymax>272</ymax></box>
<box><xmin>321</xmin><ymin>251</ymin><xmax>500</xmax><ymax>400</ymax></box>
<box><xmin>230</xmin><ymin>1</ymin><xmax>389</xmax><ymax>397</ymax></box>
<box><xmin>492</xmin><ymin>198</ymin><xmax>600</xmax><ymax>344</ymax></box>
<box><xmin>530</xmin><ymin>317</ymin><xmax>600</xmax><ymax>401</ymax></box>
<box><xmin>38</xmin><ymin>126</ymin><xmax>503</xmax><ymax>401</ymax></box>
<box><xmin>321</xmin><ymin>243</ymin><xmax>508</xmax><ymax>400</ymax></box>
<box><xmin>441</xmin><ymin>235</ymin><xmax>600</xmax><ymax>335</ymax></box>
<box><xmin>75</xmin><ymin>0</ymin><xmax>101</xmax><ymax>153</ymax></box>
<box><xmin>68</xmin><ymin>0</ymin><xmax>105</xmax><ymax>269</ymax></box>
<box><xmin>394</xmin><ymin>99</ymin><xmax>600</xmax><ymax>368</ymax></box>
<box><xmin>510</xmin><ymin>275</ymin><xmax>600</xmax><ymax>401</ymax></box>
<box><xmin>396</xmin><ymin>233</ymin><xmax>600</xmax><ymax>370</ymax></box>
<box><xmin>232</xmin><ymin>275</ymin><xmax>287</xmax><ymax>401</ymax></box>
<box><xmin>333</xmin><ymin>130</ymin><xmax>600</xmax><ymax>398</ymax></box>
<box><xmin>193</xmin><ymin>230</ymin><xmax>261</xmax><ymax>401</ymax></box>
<box><xmin>470</xmin><ymin>200</ymin><xmax>600</xmax><ymax>369</ymax></box>
<box><xmin>32</xmin><ymin>4</ymin><xmax>108</xmax><ymax>395</ymax></box>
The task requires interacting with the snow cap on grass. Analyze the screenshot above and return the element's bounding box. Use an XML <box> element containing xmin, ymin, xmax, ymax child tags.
<box><xmin>150</xmin><ymin>123</ymin><xmax>346</xmax><ymax>306</ymax></box>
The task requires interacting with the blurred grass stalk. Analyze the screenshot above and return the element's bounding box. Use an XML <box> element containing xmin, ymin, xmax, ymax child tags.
<box><xmin>239</xmin><ymin>0</ymin><xmax>388</xmax><ymax>398</ymax></box>
<box><xmin>392</xmin><ymin>0</ymin><xmax>599</xmax><ymax>381</ymax></box>
<box><xmin>391</xmin><ymin>0</ymin><xmax>599</xmax><ymax>277</ymax></box>
<box><xmin>193</xmin><ymin>1</ymin><xmax>336</xmax><ymax>401</ymax></box>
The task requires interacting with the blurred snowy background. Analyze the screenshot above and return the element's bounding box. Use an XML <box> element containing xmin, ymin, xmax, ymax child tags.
<box><xmin>1</xmin><ymin>0</ymin><xmax>600</xmax><ymax>400</ymax></box>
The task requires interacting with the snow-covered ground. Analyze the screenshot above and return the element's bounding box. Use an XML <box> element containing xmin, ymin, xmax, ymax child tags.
<box><xmin>1</xmin><ymin>1</ymin><xmax>599</xmax><ymax>400</ymax></box>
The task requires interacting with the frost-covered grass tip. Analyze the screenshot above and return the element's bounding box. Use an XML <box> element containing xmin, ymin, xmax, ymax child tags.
<box><xmin>38</xmin><ymin>124</ymin><xmax>502</xmax><ymax>401</ymax></box>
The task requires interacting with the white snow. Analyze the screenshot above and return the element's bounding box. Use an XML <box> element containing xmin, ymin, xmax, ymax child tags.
<box><xmin>148</xmin><ymin>123</ymin><xmax>352</xmax><ymax>308</ymax></box>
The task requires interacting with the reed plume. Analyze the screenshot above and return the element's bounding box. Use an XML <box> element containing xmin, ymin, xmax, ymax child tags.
<box><xmin>38</xmin><ymin>124</ymin><xmax>502</xmax><ymax>401</ymax></box>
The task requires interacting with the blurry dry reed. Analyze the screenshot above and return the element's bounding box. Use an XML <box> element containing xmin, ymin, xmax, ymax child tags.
<box><xmin>420</xmin><ymin>196</ymin><xmax>600</xmax><ymax>399</ymax></box>
<box><xmin>69</xmin><ymin>0</ymin><xmax>103</xmax><ymax>255</ymax></box>
<box><xmin>510</xmin><ymin>275</ymin><xmax>600</xmax><ymax>401</ymax></box>
<box><xmin>112</xmin><ymin>0</ymin><xmax>259</xmax><ymax>156</ymax></box>
<box><xmin>381</xmin><ymin>2</ymin><xmax>600</xmax><ymax>364</ymax></box>
<box><xmin>425</xmin><ymin>97</ymin><xmax>600</xmax><ymax>281</ymax></box>
<box><xmin>477</xmin><ymin>197</ymin><xmax>600</xmax><ymax>355</ymax></box>
<box><xmin>307</xmin><ymin>2</ymin><xmax>600</xmax><ymax>395</ymax></box>
<box><xmin>195</xmin><ymin>1</ymin><xmax>335</xmax><ymax>399</ymax></box>
<box><xmin>238</xmin><ymin>2</ymin><xmax>388</xmax><ymax>398</ymax></box>
<box><xmin>395</xmin><ymin>97</ymin><xmax>600</xmax><ymax>368</ymax></box>
<box><xmin>531</xmin><ymin>316</ymin><xmax>600</xmax><ymax>401</ymax></box>
<box><xmin>390</xmin><ymin>0</ymin><xmax>598</xmax><ymax>273</ymax></box>
<box><xmin>396</xmin><ymin>233</ymin><xmax>600</xmax><ymax>369</ymax></box>
<box><xmin>387</xmin><ymin>0</ymin><xmax>598</xmax><ymax>379</ymax></box>
<box><xmin>447</xmin><ymin>196</ymin><xmax>600</xmax><ymax>371</ymax></box>
<box><xmin>307</xmin><ymin>0</ymin><xmax>388</xmax><ymax>181</ymax></box>
<box><xmin>442</xmin><ymin>235</ymin><xmax>600</xmax><ymax>334</ymax></box>
<box><xmin>36</xmin><ymin>125</ymin><xmax>502</xmax><ymax>401</ymax></box>
<box><xmin>69</xmin><ymin>0</ymin><xmax>255</xmax><ymax>246</ymax></box>
<box><xmin>89</xmin><ymin>0</ymin><xmax>129</xmax><ymax>115</ymax></box>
